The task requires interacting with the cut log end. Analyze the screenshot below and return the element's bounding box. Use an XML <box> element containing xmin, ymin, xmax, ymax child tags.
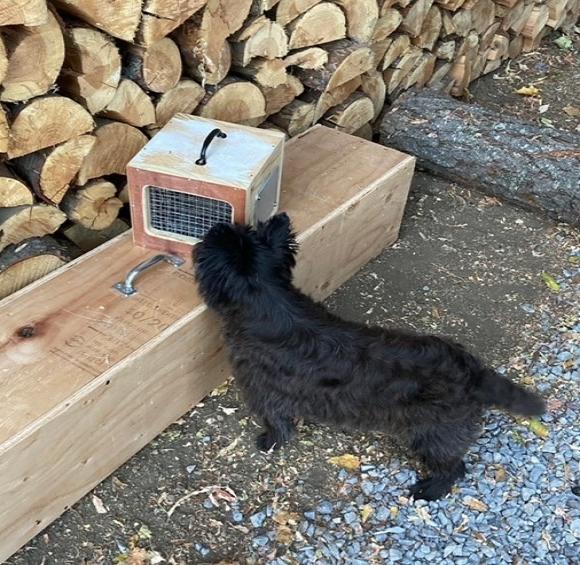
<box><xmin>61</xmin><ymin>179</ymin><xmax>123</xmax><ymax>230</ymax></box>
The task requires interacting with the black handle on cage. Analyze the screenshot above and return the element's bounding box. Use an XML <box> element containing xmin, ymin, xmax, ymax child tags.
<box><xmin>196</xmin><ymin>128</ymin><xmax>227</xmax><ymax>166</ymax></box>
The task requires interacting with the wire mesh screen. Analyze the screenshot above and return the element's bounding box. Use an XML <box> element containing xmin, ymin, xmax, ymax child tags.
<box><xmin>147</xmin><ymin>186</ymin><xmax>233</xmax><ymax>241</ymax></box>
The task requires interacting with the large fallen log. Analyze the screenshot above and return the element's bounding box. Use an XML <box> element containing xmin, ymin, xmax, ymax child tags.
<box><xmin>380</xmin><ymin>89</ymin><xmax>580</xmax><ymax>226</ymax></box>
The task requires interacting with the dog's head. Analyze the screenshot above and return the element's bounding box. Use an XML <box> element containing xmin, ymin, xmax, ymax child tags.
<box><xmin>194</xmin><ymin>213</ymin><xmax>298</xmax><ymax>309</ymax></box>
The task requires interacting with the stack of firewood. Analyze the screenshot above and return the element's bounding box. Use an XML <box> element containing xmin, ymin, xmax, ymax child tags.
<box><xmin>0</xmin><ymin>0</ymin><xmax>578</xmax><ymax>299</ymax></box>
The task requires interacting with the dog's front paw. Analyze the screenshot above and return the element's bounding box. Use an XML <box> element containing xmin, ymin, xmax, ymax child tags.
<box><xmin>409</xmin><ymin>477</ymin><xmax>452</xmax><ymax>501</ymax></box>
<box><xmin>256</xmin><ymin>432</ymin><xmax>280</xmax><ymax>452</ymax></box>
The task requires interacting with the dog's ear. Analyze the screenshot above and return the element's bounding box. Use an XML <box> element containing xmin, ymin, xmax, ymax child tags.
<box><xmin>194</xmin><ymin>222</ymin><xmax>258</xmax><ymax>308</ymax></box>
<box><xmin>257</xmin><ymin>213</ymin><xmax>298</xmax><ymax>270</ymax></box>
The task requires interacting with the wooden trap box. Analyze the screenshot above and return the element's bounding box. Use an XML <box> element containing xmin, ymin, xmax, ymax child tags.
<box><xmin>0</xmin><ymin>126</ymin><xmax>414</xmax><ymax>562</ymax></box>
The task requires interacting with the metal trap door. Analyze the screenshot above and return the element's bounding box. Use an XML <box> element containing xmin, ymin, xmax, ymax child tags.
<box><xmin>146</xmin><ymin>185</ymin><xmax>234</xmax><ymax>243</ymax></box>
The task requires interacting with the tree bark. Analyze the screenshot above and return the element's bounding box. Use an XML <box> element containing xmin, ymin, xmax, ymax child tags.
<box><xmin>380</xmin><ymin>90</ymin><xmax>580</xmax><ymax>226</ymax></box>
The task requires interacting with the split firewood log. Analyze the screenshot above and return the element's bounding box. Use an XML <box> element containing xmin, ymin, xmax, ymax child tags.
<box><xmin>63</xmin><ymin>218</ymin><xmax>130</xmax><ymax>252</ymax></box>
<box><xmin>233</xmin><ymin>59</ymin><xmax>288</xmax><ymax>87</ymax></box>
<box><xmin>7</xmin><ymin>96</ymin><xmax>94</xmax><ymax>159</ymax></box>
<box><xmin>0</xmin><ymin>105</ymin><xmax>8</xmax><ymax>154</ymax></box>
<box><xmin>251</xmin><ymin>0</ymin><xmax>282</xmax><ymax>15</ymax></box>
<box><xmin>383</xmin><ymin>46</ymin><xmax>422</xmax><ymax>94</ymax></box>
<box><xmin>294</xmin><ymin>39</ymin><xmax>374</xmax><ymax>94</ymax></box>
<box><xmin>361</xmin><ymin>71</ymin><xmax>386</xmax><ymax>121</ymax></box>
<box><xmin>522</xmin><ymin>5</ymin><xmax>550</xmax><ymax>39</ymax></box>
<box><xmin>0</xmin><ymin>9</ymin><xmax>65</xmax><ymax>103</ymax></box>
<box><xmin>287</xmin><ymin>3</ymin><xmax>347</xmax><ymax>49</ymax></box>
<box><xmin>59</xmin><ymin>26</ymin><xmax>122</xmax><ymax>114</ymax></box>
<box><xmin>196</xmin><ymin>78</ymin><xmax>266</xmax><ymax>126</ymax></box>
<box><xmin>334</xmin><ymin>0</ymin><xmax>379</xmax><ymax>42</ymax></box>
<box><xmin>174</xmin><ymin>1</ymin><xmax>253</xmax><ymax>86</ymax></box>
<box><xmin>502</xmin><ymin>1</ymin><xmax>534</xmax><ymax>34</ymax></box>
<box><xmin>0</xmin><ymin>0</ymin><xmax>48</xmax><ymax>26</ymax></box>
<box><xmin>370</xmin><ymin>9</ymin><xmax>403</xmax><ymax>63</ymax></box>
<box><xmin>471</xmin><ymin>0</ymin><xmax>495</xmax><ymax>33</ymax></box>
<box><xmin>0</xmin><ymin>164</ymin><xmax>34</xmax><ymax>207</ymax></box>
<box><xmin>427</xmin><ymin>60</ymin><xmax>452</xmax><ymax>88</ymax></box>
<box><xmin>61</xmin><ymin>179</ymin><xmax>123</xmax><ymax>230</ymax></box>
<box><xmin>261</xmin><ymin>75</ymin><xmax>304</xmax><ymax>115</ymax></box>
<box><xmin>230</xmin><ymin>16</ymin><xmax>288</xmax><ymax>66</ymax></box>
<box><xmin>276</xmin><ymin>0</ymin><xmax>322</xmax><ymax>26</ymax></box>
<box><xmin>353</xmin><ymin>122</ymin><xmax>373</xmax><ymax>140</ymax></box>
<box><xmin>137</xmin><ymin>0</ymin><xmax>208</xmax><ymax>46</ymax></box>
<box><xmin>0</xmin><ymin>36</ymin><xmax>7</xmax><ymax>85</ymax></box>
<box><xmin>283</xmin><ymin>47</ymin><xmax>328</xmax><ymax>69</ymax></box>
<box><xmin>151</xmin><ymin>80</ymin><xmax>206</xmax><ymax>128</ymax></box>
<box><xmin>546</xmin><ymin>0</ymin><xmax>569</xmax><ymax>28</ymax></box>
<box><xmin>270</xmin><ymin>99</ymin><xmax>315</xmax><ymax>136</ymax></box>
<box><xmin>76</xmin><ymin>120</ymin><xmax>148</xmax><ymax>186</ymax></box>
<box><xmin>400</xmin><ymin>0</ymin><xmax>434</xmax><ymax>37</ymax></box>
<box><xmin>125</xmin><ymin>38</ymin><xmax>183</xmax><ymax>93</ymax></box>
<box><xmin>0</xmin><ymin>236</ymin><xmax>80</xmax><ymax>300</ymax></box>
<box><xmin>51</xmin><ymin>0</ymin><xmax>142</xmax><ymax>42</ymax></box>
<box><xmin>381</xmin><ymin>34</ymin><xmax>411</xmax><ymax>69</ymax></box>
<box><xmin>100</xmin><ymin>79</ymin><xmax>156</xmax><ymax>128</ymax></box>
<box><xmin>301</xmin><ymin>75</ymin><xmax>362</xmax><ymax>123</ymax></box>
<box><xmin>441</xmin><ymin>7</ymin><xmax>471</xmax><ymax>36</ymax></box>
<box><xmin>322</xmin><ymin>92</ymin><xmax>375</xmax><ymax>134</ymax></box>
<box><xmin>434</xmin><ymin>39</ymin><xmax>456</xmax><ymax>61</ymax></box>
<box><xmin>412</xmin><ymin>5</ymin><xmax>441</xmax><ymax>50</ymax></box>
<box><xmin>13</xmin><ymin>135</ymin><xmax>96</xmax><ymax>205</ymax></box>
<box><xmin>0</xmin><ymin>205</ymin><xmax>67</xmax><ymax>252</ymax></box>
<box><xmin>380</xmin><ymin>89</ymin><xmax>580</xmax><ymax>226</ymax></box>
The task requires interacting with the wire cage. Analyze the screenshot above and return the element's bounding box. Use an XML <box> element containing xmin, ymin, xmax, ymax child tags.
<box><xmin>126</xmin><ymin>115</ymin><xmax>285</xmax><ymax>257</ymax></box>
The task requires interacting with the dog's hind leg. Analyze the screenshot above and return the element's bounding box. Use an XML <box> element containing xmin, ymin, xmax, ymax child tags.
<box><xmin>256</xmin><ymin>413</ymin><xmax>296</xmax><ymax>452</ymax></box>
<box><xmin>408</xmin><ymin>424</ymin><xmax>473</xmax><ymax>501</ymax></box>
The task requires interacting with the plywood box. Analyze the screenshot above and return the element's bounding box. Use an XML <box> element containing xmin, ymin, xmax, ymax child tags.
<box><xmin>0</xmin><ymin>126</ymin><xmax>414</xmax><ymax>562</ymax></box>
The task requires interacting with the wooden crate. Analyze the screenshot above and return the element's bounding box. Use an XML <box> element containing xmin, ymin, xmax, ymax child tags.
<box><xmin>0</xmin><ymin>126</ymin><xmax>414</xmax><ymax>562</ymax></box>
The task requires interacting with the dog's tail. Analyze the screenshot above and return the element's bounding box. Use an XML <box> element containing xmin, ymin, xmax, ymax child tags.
<box><xmin>475</xmin><ymin>368</ymin><xmax>546</xmax><ymax>417</ymax></box>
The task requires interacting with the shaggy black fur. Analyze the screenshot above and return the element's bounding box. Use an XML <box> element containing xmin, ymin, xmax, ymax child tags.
<box><xmin>194</xmin><ymin>213</ymin><xmax>546</xmax><ymax>500</ymax></box>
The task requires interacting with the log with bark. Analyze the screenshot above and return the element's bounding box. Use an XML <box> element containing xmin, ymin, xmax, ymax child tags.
<box><xmin>230</xmin><ymin>16</ymin><xmax>288</xmax><ymax>65</ymax></box>
<box><xmin>12</xmin><ymin>135</ymin><xmax>96</xmax><ymax>205</ymax></box>
<box><xmin>0</xmin><ymin>236</ymin><xmax>80</xmax><ymax>300</ymax></box>
<box><xmin>380</xmin><ymin>90</ymin><xmax>580</xmax><ymax>226</ymax></box>
<box><xmin>61</xmin><ymin>179</ymin><xmax>123</xmax><ymax>230</ymax></box>
<box><xmin>0</xmin><ymin>205</ymin><xmax>67</xmax><ymax>252</ymax></box>
<box><xmin>0</xmin><ymin>164</ymin><xmax>34</xmax><ymax>207</ymax></box>
<box><xmin>125</xmin><ymin>38</ymin><xmax>183</xmax><ymax>93</ymax></box>
<box><xmin>151</xmin><ymin>80</ymin><xmax>206</xmax><ymax>129</ymax></box>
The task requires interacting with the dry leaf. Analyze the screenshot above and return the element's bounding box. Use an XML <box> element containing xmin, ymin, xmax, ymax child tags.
<box><xmin>125</xmin><ymin>548</ymin><xmax>150</xmax><ymax>565</ymax></box>
<box><xmin>210</xmin><ymin>379</ymin><xmax>231</xmax><ymax>397</ymax></box>
<box><xmin>463</xmin><ymin>496</ymin><xmax>488</xmax><ymax>512</ymax></box>
<box><xmin>273</xmin><ymin>511</ymin><xmax>299</xmax><ymax>526</ymax></box>
<box><xmin>541</xmin><ymin>272</ymin><xmax>560</xmax><ymax>292</ymax></box>
<box><xmin>149</xmin><ymin>552</ymin><xmax>165</xmax><ymax>565</ymax></box>
<box><xmin>495</xmin><ymin>466</ymin><xmax>508</xmax><ymax>482</ymax></box>
<box><xmin>528</xmin><ymin>418</ymin><xmax>549</xmax><ymax>439</ymax></box>
<box><xmin>208</xmin><ymin>486</ymin><xmax>237</xmax><ymax>506</ymax></box>
<box><xmin>277</xmin><ymin>524</ymin><xmax>294</xmax><ymax>545</ymax></box>
<box><xmin>328</xmin><ymin>453</ymin><xmax>361</xmax><ymax>471</ymax></box>
<box><xmin>91</xmin><ymin>494</ymin><xmax>108</xmax><ymax>514</ymax></box>
<box><xmin>137</xmin><ymin>525</ymin><xmax>152</xmax><ymax>541</ymax></box>
<box><xmin>390</xmin><ymin>506</ymin><xmax>400</xmax><ymax>518</ymax></box>
<box><xmin>563</xmin><ymin>105</ymin><xmax>580</xmax><ymax>118</ymax></box>
<box><xmin>516</xmin><ymin>85</ymin><xmax>540</xmax><ymax>97</ymax></box>
<box><xmin>360</xmin><ymin>505</ymin><xmax>374</xmax><ymax>523</ymax></box>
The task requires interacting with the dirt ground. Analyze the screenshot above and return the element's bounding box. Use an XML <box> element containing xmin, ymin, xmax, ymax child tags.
<box><xmin>7</xmin><ymin>32</ymin><xmax>579</xmax><ymax>565</ymax></box>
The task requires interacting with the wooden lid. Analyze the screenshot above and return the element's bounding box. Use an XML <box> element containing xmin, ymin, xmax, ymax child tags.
<box><xmin>127</xmin><ymin>114</ymin><xmax>285</xmax><ymax>189</ymax></box>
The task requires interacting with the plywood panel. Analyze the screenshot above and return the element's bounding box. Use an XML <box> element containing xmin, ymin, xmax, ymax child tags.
<box><xmin>0</xmin><ymin>126</ymin><xmax>414</xmax><ymax>562</ymax></box>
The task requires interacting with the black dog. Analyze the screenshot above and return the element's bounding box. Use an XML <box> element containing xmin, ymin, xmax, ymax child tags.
<box><xmin>194</xmin><ymin>213</ymin><xmax>545</xmax><ymax>500</ymax></box>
